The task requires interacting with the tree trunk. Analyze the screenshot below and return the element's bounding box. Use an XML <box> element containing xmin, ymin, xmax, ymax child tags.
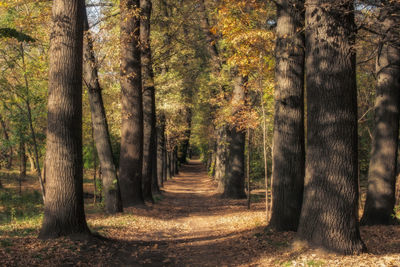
<box><xmin>361</xmin><ymin>2</ymin><xmax>400</xmax><ymax>225</ymax></box>
<box><xmin>296</xmin><ymin>0</ymin><xmax>365</xmax><ymax>254</ymax></box>
<box><xmin>222</xmin><ymin>76</ymin><xmax>246</xmax><ymax>199</ymax></box>
<box><xmin>157</xmin><ymin>122</ymin><xmax>165</xmax><ymax>188</ymax></box>
<box><xmin>269</xmin><ymin>0</ymin><xmax>305</xmax><ymax>231</ymax></box>
<box><xmin>83</xmin><ymin>10</ymin><xmax>123</xmax><ymax>213</ymax></box>
<box><xmin>39</xmin><ymin>0</ymin><xmax>90</xmax><ymax>239</ymax></box>
<box><xmin>141</xmin><ymin>0</ymin><xmax>158</xmax><ymax>201</ymax></box>
<box><xmin>119</xmin><ymin>0</ymin><xmax>145</xmax><ymax>206</ymax></box>
<box><xmin>216</xmin><ymin>127</ymin><xmax>228</xmax><ymax>192</ymax></box>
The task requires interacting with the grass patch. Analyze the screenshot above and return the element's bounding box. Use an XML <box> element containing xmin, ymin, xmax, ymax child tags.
<box><xmin>0</xmin><ymin>188</ymin><xmax>43</xmax><ymax>224</ymax></box>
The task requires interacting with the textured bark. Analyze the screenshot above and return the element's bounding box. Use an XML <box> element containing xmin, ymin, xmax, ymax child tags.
<box><xmin>83</xmin><ymin>11</ymin><xmax>122</xmax><ymax>214</ymax></box>
<box><xmin>174</xmin><ymin>147</ymin><xmax>179</xmax><ymax>175</ymax></box>
<box><xmin>216</xmin><ymin>127</ymin><xmax>228</xmax><ymax>192</ymax></box>
<box><xmin>222</xmin><ymin>76</ymin><xmax>246</xmax><ymax>199</ymax></box>
<box><xmin>141</xmin><ymin>0</ymin><xmax>158</xmax><ymax>201</ymax></box>
<box><xmin>39</xmin><ymin>0</ymin><xmax>90</xmax><ymax>239</ymax></box>
<box><xmin>361</xmin><ymin>3</ymin><xmax>400</xmax><ymax>225</ymax></box>
<box><xmin>156</xmin><ymin>122</ymin><xmax>165</xmax><ymax>188</ymax></box>
<box><xmin>296</xmin><ymin>0</ymin><xmax>365</xmax><ymax>254</ymax></box>
<box><xmin>119</xmin><ymin>0</ymin><xmax>144</xmax><ymax>206</ymax></box>
<box><xmin>269</xmin><ymin>0</ymin><xmax>305</xmax><ymax>231</ymax></box>
<box><xmin>199</xmin><ymin>0</ymin><xmax>221</xmax><ymax>71</ymax></box>
<box><xmin>167</xmin><ymin>149</ymin><xmax>172</xmax><ymax>179</ymax></box>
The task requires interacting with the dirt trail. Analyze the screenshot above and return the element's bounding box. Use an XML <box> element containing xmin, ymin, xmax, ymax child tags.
<box><xmin>113</xmin><ymin>160</ymin><xmax>269</xmax><ymax>266</ymax></box>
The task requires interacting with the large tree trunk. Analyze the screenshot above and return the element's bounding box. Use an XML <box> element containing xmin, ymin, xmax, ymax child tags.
<box><xmin>39</xmin><ymin>0</ymin><xmax>90</xmax><ymax>239</ymax></box>
<box><xmin>83</xmin><ymin>10</ymin><xmax>123</xmax><ymax>214</ymax></box>
<box><xmin>269</xmin><ymin>0</ymin><xmax>305</xmax><ymax>231</ymax></box>
<box><xmin>296</xmin><ymin>0</ymin><xmax>365</xmax><ymax>254</ymax></box>
<box><xmin>222</xmin><ymin>76</ymin><xmax>246</xmax><ymax>199</ymax></box>
<box><xmin>361</xmin><ymin>2</ymin><xmax>400</xmax><ymax>225</ymax></box>
<box><xmin>119</xmin><ymin>0</ymin><xmax>145</xmax><ymax>206</ymax></box>
<box><xmin>141</xmin><ymin>0</ymin><xmax>158</xmax><ymax>201</ymax></box>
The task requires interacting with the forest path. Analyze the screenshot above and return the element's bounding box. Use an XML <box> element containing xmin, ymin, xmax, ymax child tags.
<box><xmin>111</xmin><ymin>159</ymin><xmax>269</xmax><ymax>266</ymax></box>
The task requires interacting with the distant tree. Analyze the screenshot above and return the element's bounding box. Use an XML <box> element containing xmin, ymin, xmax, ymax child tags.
<box><xmin>39</xmin><ymin>0</ymin><xmax>90</xmax><ymax>239</ymax></box>
<box><xmin>269</xmin><ymin>0</ymin><xmax>305</xmax><ymax>231</ymax></box>
<box><xmin>296</xmin><ymin>0</ymin><xmax>366</xmax><ymax>254</ymax></box>
<box><xmin>119</xmin><ymin>0</ymin><xmax>145</xmax><ymax>206</ymax></box>
<box><xmin>361</xmin><ymin>1</ymin><xmax>400</xmax><ymax>225</ymax></box>
<box><xmin>83</xmin><ymin>9</ymin><xmax>123</xmax><ymax>214</ymax></box>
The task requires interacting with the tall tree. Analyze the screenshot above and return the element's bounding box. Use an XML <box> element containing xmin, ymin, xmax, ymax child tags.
<box><xmin>39</xmin><ymin>0</ymin><xmax>90</xmax><ymax>239</ymax></box>
<box><xmin>221</xmin><ymin>75</ymin><xmax>246</xmax><ymax>199</ymax></box>
<box><xmin>119</xmin><ymin>0</ymin><xmax>145</xmax><ymax>206</ymax></box>
<box><xmin>269</xmin><ymin>0</ymin><xmax>305</xmax><ymax>231</ymax></box>
<box><xmin>361</xmin><ymin>1</ymin><xmax>400</xmax><ymax>225</ymax></box>
<box><xmin>141</xmin><ymin>0</ymin><xmax>158</xmax><ymax>201</ymax></box>
<box><xmin>83</xmin><ymin>10</ymin><xmax>123</xmax><ymax>214</ymax></box>
<box><xmin>199</xmin><ymin>0</ymin><xmax>228</xmax><ymax>189</ymax></box>
<box><xmin>296</xmin><ymin>0</ymin><xmax>365</xmax><ymax>254</ymax></box>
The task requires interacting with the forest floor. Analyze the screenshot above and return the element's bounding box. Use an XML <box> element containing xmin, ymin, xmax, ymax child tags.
<box><xmin>1</xmin><ymin>160</ymin><xmax>400</xmax><ymax>266</ymax></box>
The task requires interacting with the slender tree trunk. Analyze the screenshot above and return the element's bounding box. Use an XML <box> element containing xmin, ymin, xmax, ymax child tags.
<box><xmin>296</xmin><ymin>0</ymin><xmax>365</xmax><ymax>254</ymax></box>
<box><xmin>119</xmin><ymin>0</ymin><xmax>145</xmax><ymax>206</ymax></box>
<box><xmin>222</xmin><ymin>76</ymin><xmax>246</xmax><ymax>199</ymax></box>
<box><xmin>157</xmin><ymin>122</ymin><xmax>165</xmax><ymax>188</ymax></box>
<box><xmin>361</xmin><ymin>2</ymin><xmax>400</xmax><ymax>225</ymax></box>
<box><xmin>83</xmin><ymin>10</ymin><xmax>123</xmax><ymax>213</ymax></box>
<box><xmin>141</xmin><ymin>0</ymin><xmax>158</xmax><ymax>201</ymax></box>
<box><xmin>269</xmin><ymin>0</ymin><xmax>305</xmax><ymax>231</ymax></box>
<box><xmin>20</xmin><ymin>44</ymin><xmax>45</xmax><ymax>200</ymax></box>
<box><xmin>39</xmin><ymin>0</ymin><xmax>90</xmax><ymax>239</ymax></box>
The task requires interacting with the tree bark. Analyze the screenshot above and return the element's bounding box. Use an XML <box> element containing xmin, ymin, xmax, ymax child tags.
<box><xmin>216</xmin><ymin>127</ymin><xmax>228</xmax><ymax>192</ymax></box>
<box><xmin>222</xmin><ymin>76</ymin><xmax>246</xmax><ymax>199</ymax></box>
<box><xmin>157</xmin><ymin>121</ymin><xmax>165</xmax><ymax>188</ymax></box>
<box><xmin>39</xmin><ymin>0</ymin><xmax>90</xmax><ymax>239</ymax></box>
<box><xmin>296</xmin><ymin>0</ymin><xmax>365</xmax><ymax>254</ymax></box>
<box><xmin>269</xmin><ymin>0</ymin><xmax>305</xmax><ymax>231</ymax></box>
<box><xmin>119</xmin><ymin>0</ymin><xmax>145</xmax><ymax>206</ymax></box>
<box><xmin>141</xmin><ymin>0</ymin><xmax>158</xmax><ymax>201</ymax></box>
<box><xmin>83</xmin><ymin>10</ymin><xmax>123</xmax><ymax>213</ymax></box>
<box><xmin>361</xmin><ymin>2</ymin><xmax>400</xmax><ymax>225</ymax></box>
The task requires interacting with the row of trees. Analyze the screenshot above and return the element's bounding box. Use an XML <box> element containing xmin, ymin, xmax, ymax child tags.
<box><xmin>199</xmin><ymin>0</ymin><xmax>399</xmax><ymax>254</ymax></box>
<box><xmin>39</xmin><ymin>0</ymin><xmax>180</xmax><ymax>238</ymax></box>
<box><xmin>0</xmin><ymin>0</ymin><xmax>399</xmax><ymax>255</ymax></box>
